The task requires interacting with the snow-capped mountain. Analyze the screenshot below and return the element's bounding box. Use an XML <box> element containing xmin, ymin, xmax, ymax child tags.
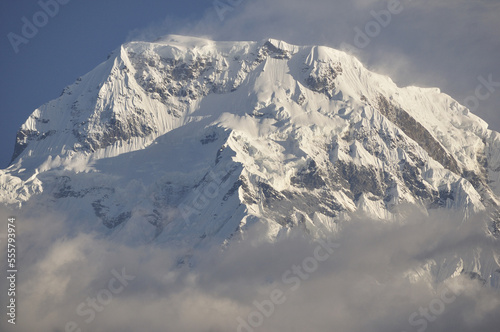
<box><xmin>2</xmin><ymin>35</ymin><xmax>500</xmax><ymax>285</ymax></box>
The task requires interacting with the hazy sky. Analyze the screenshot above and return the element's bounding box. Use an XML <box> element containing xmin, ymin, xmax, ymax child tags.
<box><xmin>1</xmin><ymin>0</ymin><xmax>499</xmax><ymax>170</ymax></box>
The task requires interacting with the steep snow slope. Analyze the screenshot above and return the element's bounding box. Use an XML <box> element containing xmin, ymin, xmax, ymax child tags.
<box><xmin>1</xmin><ymin>35</ymin><xmax>500</xmax><ymax>285</ymax></box>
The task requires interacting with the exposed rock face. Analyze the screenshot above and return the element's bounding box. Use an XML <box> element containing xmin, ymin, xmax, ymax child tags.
<box><xmin>72</xmin><ymin>109</ymin><xmax>157</xmax><ymax>152</ymax></box>
<box><xmin>376</xmin><ymin>95</ymin><xmax>461</xmax><ymax>174</ymax></box>
<box><xmin>12</xmin><ymin>128</ymin><xmax>57</xmax><ymax>162</ymax></box>
<box><xmin>291</xmin><ymin>160</ymin><xmax>326</xmax><ymax>190</ymax></box>
<box><xmin>305</xmin><ymin>60</ymin><xmax>343</xmax><ymax>99</ymax></box>
<box><xmin>92</xmin><ymin>199</ymin><xmax>132</xmax><ymax>229</ymax></box>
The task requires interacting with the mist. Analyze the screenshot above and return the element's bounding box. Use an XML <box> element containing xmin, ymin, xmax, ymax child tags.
<box><xmin>1</xmin><ymin>205</ymin><xmax>499</xmax><ymax>332</ymax></box>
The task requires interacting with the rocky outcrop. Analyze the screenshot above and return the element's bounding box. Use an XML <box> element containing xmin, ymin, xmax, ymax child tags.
<box><xmin>377</xmin><ymin>95</ymin><xmax>461</xmax><ymax>174</ymax></box>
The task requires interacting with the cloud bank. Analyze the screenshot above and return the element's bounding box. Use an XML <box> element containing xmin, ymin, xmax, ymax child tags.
<box><xmin>1</xmin><ymin>206</ymin><xmax>499</xmax><ymax>332</ymax></box>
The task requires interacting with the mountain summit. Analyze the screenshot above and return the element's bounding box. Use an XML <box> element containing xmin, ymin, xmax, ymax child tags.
<box><xmin>2</xmin><ymin>35</ymin><xmax>500</xmax><ymax>284</ymax></box>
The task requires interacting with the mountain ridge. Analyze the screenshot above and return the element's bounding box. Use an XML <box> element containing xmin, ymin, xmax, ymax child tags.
<box><xmin>1</xmin><ymin>35</ymin><xmax>500</xmax><ymax>285</ymax></box>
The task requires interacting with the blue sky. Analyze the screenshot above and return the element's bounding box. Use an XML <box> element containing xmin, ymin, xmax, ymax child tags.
<box><xmin>1</xmin><ymin>0</ymin><xmax>499</xmax><ymax>168</ymax></box>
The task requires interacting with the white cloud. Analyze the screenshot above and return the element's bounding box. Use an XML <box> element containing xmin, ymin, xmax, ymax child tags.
<box><xmin>1</xmin><ymin>206</ymin><xmax>499</xmax><ymax>332</ymax></box>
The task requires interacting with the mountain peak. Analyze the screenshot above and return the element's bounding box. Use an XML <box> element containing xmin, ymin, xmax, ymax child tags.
<box><xmin>3</xmin><ymin>36</ymin><xmax>500</xmax><ymax>243</ymax></box>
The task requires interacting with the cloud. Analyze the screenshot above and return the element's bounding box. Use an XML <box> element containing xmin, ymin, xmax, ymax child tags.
<box><xmin>1</xmin><ymin>205</ymin><xmax>499</xmax><ymax>332</ymax></box>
